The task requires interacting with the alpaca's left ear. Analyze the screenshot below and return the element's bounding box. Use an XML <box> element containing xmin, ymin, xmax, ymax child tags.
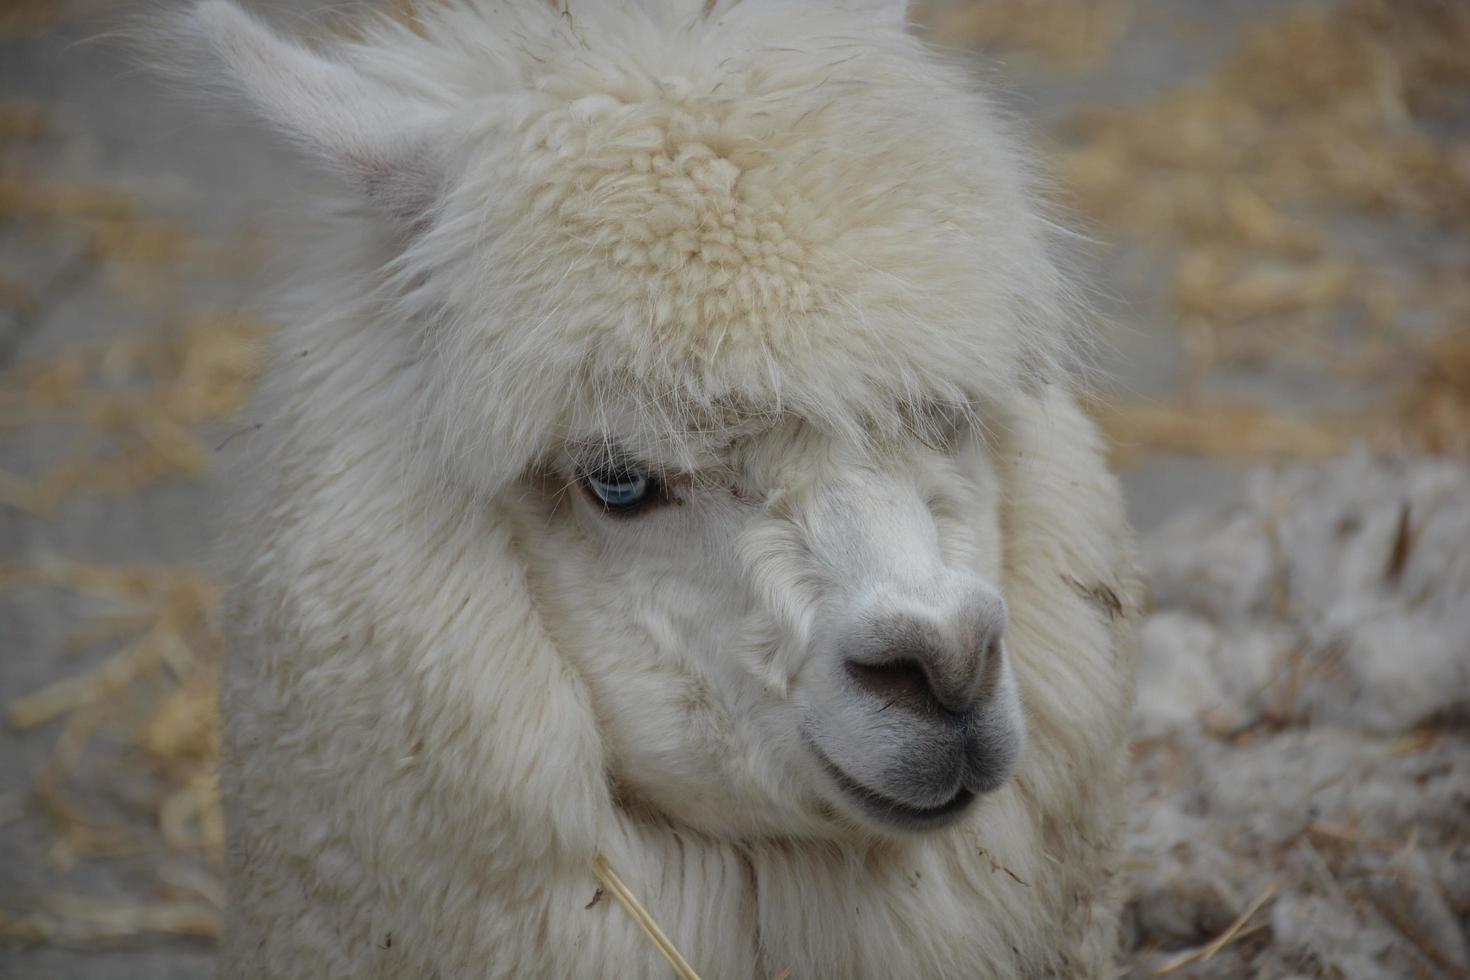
<box><xmin>168</xmin><ymin>0</ymin><xmax>442</xmax><ymax>223</ymax></box>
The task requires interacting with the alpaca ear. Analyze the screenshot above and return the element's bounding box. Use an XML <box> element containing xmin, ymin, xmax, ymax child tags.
<box><xmin>170</xmin><ymin>0</ymin><xmax>440</xmax><ymax>222</ymax></box>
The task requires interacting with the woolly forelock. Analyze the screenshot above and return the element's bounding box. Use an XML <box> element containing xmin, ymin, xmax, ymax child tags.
<box><xmin>286</xmin><ymin>0</ymin><xmax>1086</xmax><ymax>492</ymax></box>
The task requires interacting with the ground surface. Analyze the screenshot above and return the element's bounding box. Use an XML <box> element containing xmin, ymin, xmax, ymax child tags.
<box><xmin>2</xmin><ymin>1</ymin><xmax>1465</xmax><ymax>977</ymax></box>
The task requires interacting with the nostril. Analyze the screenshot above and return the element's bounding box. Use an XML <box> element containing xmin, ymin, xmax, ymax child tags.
<box><xmin>844</xmin><ymin>657</ymin><xmax>961</xmax><ymax>718</ymax></box>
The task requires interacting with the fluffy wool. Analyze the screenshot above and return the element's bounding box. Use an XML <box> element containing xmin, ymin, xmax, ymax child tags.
<box><xmin>1124</xmin><ymin>453</ymin><xmax>1470</xmax><ymax>978</ymax></box>
<box><xmin>169</xmin><ymin>2</ymin><xmax>1140</xmax><ymax>977</ymax></box>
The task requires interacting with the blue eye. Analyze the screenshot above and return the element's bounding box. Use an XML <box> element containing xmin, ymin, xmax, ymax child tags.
<box><xmin>580</xmin><ymin>463</ymin><xmax>658</xmax><ymax>513</ymax></box>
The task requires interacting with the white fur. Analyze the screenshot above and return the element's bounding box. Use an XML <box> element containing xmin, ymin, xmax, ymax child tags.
<box><xmin>175</xmin><ymin>1</ymin><xmax>1140</xmax><ymax>976</ymax></box>
<box><xmin>1126</xmin><ymin>454</ymin><xmax>1470</xmax><ymax>977</ymax></box>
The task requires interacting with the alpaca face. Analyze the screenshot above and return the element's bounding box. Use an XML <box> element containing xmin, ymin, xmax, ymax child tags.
<box><xmin>516</xmin><ymin>416</ymin><xmax>1024</xmax><ymax>838</ymax></box>
<box><xmin>177</xmin><ymin>0</ymin><xmax>1068</xmax><ymax>842</ymax></box>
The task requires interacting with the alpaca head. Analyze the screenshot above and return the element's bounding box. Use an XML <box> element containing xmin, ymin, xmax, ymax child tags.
<box><xmin>182</xmin><ymin>0</ymin><xmax>1082</xmax><ymax>840</ymax></box>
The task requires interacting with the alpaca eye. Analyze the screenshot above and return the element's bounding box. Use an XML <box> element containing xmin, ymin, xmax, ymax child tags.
<box><xmin>580</xmin><ymin>462</ymin><xmax>659</xmax><ymax>514</ymax></box>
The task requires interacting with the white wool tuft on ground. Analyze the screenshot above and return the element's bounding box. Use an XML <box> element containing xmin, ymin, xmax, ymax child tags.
<box><xmin>1125</xmin><ymin>452</ymin><xmax>1470</xmax><ymax>978</ymax></box>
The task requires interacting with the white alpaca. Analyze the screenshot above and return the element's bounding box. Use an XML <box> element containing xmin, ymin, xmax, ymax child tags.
<box><xmin>174</xmin><ymin>1</ymin><xmax>1139</xmax><ymax>976</ymax></box>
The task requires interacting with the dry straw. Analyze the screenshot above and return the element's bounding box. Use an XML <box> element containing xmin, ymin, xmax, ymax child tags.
<box><xmin>589</xmin><ymin>855</ymin><xmax>795</xmax><ymax>979</ymax></box>
<box><xmin>1151</xmin><ymin>881</ymin><xmax>1279</xmax><ymax>976</ymax></box>
<box><xmin>917</xmin><ymin>0</ymin><xmax>1134</xmax><ymax>72</ymax></box>
<box><xmin>592</xmin><ymin>853</ymin><xmax>703</xmax><ymax>980</ymax></box>
<box><xmin>0</xmin><ymin>311</ymin><xmax>272</xmax><ymax>515</ymax></box>
<box><xmin>1045</xmin><ymin>0</ymin><xmax>1470</xmax><ymax>461</ymax></box>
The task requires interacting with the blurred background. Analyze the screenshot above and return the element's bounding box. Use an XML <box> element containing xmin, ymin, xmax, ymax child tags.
<box><xmin>1</xmin><ymin>1</ymin><xmax>1466</xmax><ymax>977</ymax></box>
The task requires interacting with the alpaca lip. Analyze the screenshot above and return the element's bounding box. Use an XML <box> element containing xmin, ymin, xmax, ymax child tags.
<box><xmin>808</xmin><ymin>741</ymin><xmax>977</xmax><ymax>830</ymax></box>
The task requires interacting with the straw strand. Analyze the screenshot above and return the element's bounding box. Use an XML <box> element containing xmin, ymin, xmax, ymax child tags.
<box><xmin>591</xmin><ymin>853</ymin><xmax>702</xmax><ymax>980</ymax></box>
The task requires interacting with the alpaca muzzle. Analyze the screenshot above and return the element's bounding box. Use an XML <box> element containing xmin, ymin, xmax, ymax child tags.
<box><xmin>805</xmin><ymin>584</ymin><xmax>1024</xmax><ymax>833</ymax></box>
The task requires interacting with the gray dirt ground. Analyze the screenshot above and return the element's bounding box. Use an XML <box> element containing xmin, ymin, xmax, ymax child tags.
<box><xmin>0</xmin><ymin>1</ymin><xmax>1374</xmax><ymax>977</ymax></box>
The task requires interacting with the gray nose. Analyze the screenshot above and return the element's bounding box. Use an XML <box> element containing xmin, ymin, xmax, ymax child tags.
<box><xmin>843</xmin><ymin>597</ymin><xmax>1006</xmax><ymax>717</ymax></box>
